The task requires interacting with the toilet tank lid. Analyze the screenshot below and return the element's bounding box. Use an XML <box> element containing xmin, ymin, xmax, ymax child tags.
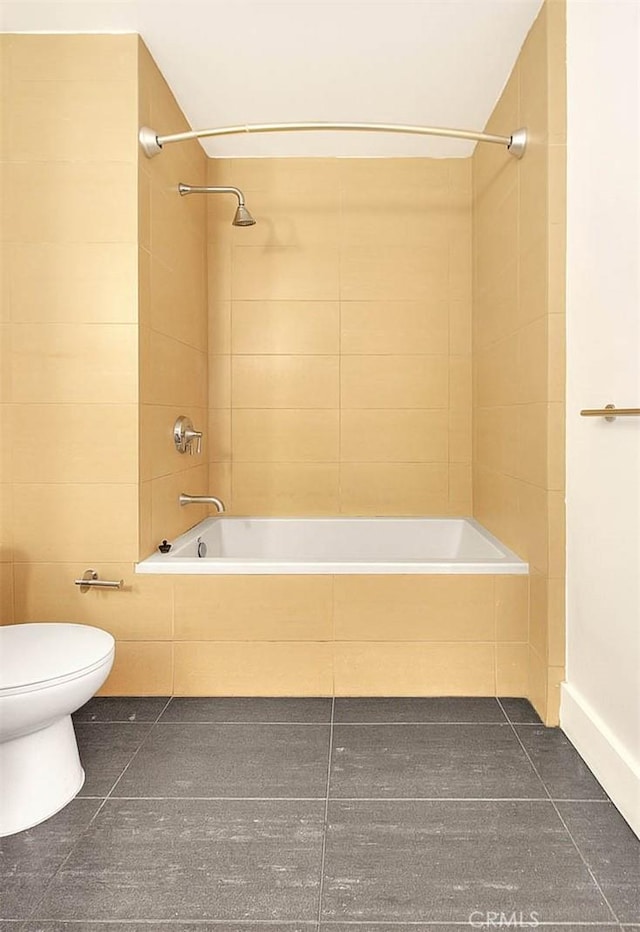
<box><xmin>0</xmin><ymin>623</ymin><xmax>115</xmax><ymax>691</ymax></box>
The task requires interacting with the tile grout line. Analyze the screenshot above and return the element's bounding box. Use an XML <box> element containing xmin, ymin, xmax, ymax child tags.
<box><xmin>316</xmin><ymin>695</ymin><xmax>336</xmax><ymax>929</ymax></box>
<box><xmin>0</xmin><ymin>922</ymin><xmax>628</xmax><ymax>928</ymax></box>
<box><xmin>74</xmin><ymin>721</ymin><xmax>549</xmax><ymax>726</ymax></box>
<box><xmin>102</xmin><ymin>696</ymin><xmax>174</xmax><ymax>801</ymax></box>
<box><xmin>20</xmin><ymin>697</ymin><xmax>174</xmax><ymax>925</ymax></box>
<box><xmin>324</xmin><ymin>719</ymin><xmax>523</xmax><ymax>727</ymax></box>
<box><xmin>549</xmin><ymin>808</ymin><xmax>626</xmax><ymax>930</ymax></box>
<box><xmin>497</xmin><ymin>697</ymin><xmax>512</xmax><ymax>724</ymax></box>
<box><xmin>80</xmin><ymin>720</ymin><xmax>543</xmax><ymax>727</ymax></box>
<box><xmin>8</xmin><ymin>922</ymin><xmax>629</xmax><ymax>927</ymax></box>
<box><xmin>184</xmin><ymin>797</ymin><xmax>591</xmax><ymax>803</ymax></box>
<box><xmin>496</xmin><ymin>698</ymin><xmax>623</xmax><ymax>927</ymax></box>
<box><xmin>72</xmin><ymin>795</ymin><xmax>612</xmax><ymax>802</ymax></box>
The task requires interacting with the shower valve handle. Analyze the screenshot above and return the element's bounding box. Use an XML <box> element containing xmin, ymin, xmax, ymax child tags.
<box><xmin>173</xmin><ymin>415</ymin><xmax>202</xmax><ymax>455</ymax></box>
<box><xmin>184</xmin><ymin>429</ymin><xmax>202</xmax><ymax>455</ymax></box>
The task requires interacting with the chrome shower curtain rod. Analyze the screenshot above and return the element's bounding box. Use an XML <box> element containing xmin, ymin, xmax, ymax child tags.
<box><xmin>139</xmin><ymin>122</ymin><xmax>527</xmax><ymax>159</ymax></box>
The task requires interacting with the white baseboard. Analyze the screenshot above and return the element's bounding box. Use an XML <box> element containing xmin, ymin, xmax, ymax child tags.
<box><xmin>561</xmin><ymin>681</ymin><xmax>640</xmax><ymax>838</ymax></box>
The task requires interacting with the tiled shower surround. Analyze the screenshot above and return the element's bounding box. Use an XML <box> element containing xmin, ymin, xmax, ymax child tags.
<box><xmin>1</xmin><ymin>697</ymin><xmax>638</xmax><ymax>927</ymax></box>
<box><xmin>472</xmin><ymin>0</ymin><xmax>567</xmax><ymax>722</ymax></box>
<box><xmin>1</xmin><ymin>0</ymin><xmax>566</xmax><ymax>722</ymax></box>
<box><xmin>206</xmin><ymin>154</ymin><xmax>472</xmax><ymax>517</ymax></box>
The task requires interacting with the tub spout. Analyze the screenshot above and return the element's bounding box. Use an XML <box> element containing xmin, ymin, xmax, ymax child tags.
<box><xmin>179</xmin><ymin>493</ymin><xmax>225</xmax><ymax>513</ymax></box>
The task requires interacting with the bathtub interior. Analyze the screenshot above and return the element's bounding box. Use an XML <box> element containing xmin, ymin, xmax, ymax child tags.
<box><xmin>136</xmin><ymin>517</ymin><xmax>528</xmax><ymax>574</ymax></box>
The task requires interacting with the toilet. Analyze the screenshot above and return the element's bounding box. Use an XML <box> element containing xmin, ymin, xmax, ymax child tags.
<box><xmin>0</xmin><ymin>623</ymin><xmax>115</xmax><ymax>837</ymax></box>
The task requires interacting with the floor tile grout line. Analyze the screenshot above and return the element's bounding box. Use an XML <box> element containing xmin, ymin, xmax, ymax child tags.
<box><xmin>150</xmin><ymin>721</ymin><xmax>333</xmax><ymax>727</ymax></box>
<box><xmin>496</xmin><ymin>721</ymin><xmax>543</xmax><ymax>726</ymax></box>
<box><xmin>75</xmin><ymin>696</ymin><xmax>175</xmax><ymax>727</ymax></box>
<box><xmin>101</xmin><ymin>696</ymin><xmax>174</xmax><ymax>801</ymax></box>
<box><xmin>0</xmin><ymin>915</ymin><xmax>631</xmax><ymax>927</ymax></box>
<box><xmin>88</xmin><ymin>795</ymin><xmax>607</xmax><ymax>802</ymax></box>
<box><xmin>20</xmin><ymin>697</ymin><xmax>174</xmax><ymax>925</ymax></box>
<box><xmin>154</xmin><ymin>696</ymin><xmax>178</xmax><ymax>724</ymax></box>
<box><xmin>316</xmin><ymin>695</ymin><xmax>336</xmax><ymax>926</ymax></box>
<box><xmin>549</xmin><ymin>805</ymin><xmax>626</xmax><ymax>927</ymax></box>
<box><xmin>329</xmin><ymin>720</ymin><xmax>519</xmax><ymax>727</ymax></box>
<box><xmin>1</xmin><ymin>922</ymin><xmax>317</xmax><ymax>927</ymax></box>
<box><xmin>104</xmin><ymin>795</ymin><xmax>329</xmax><ymax>801</ymax></box>
<box><xmin>78</xmin><ymin>719</ymin><xmax>332</xmax><ymax>726</ymax></box>
<box><xmin>496</xmin><ymin>698</ymin><xmax>622</xmax><ymax>926</ymax></box>
<box><xmin>75</xmin><ymin>720</ymin><xmax>173</xmax><ymax>725</ymax></box>
<box><xmin>497</xmin><ymin>698</ymin><xmax>512</xmax><ymax>724</ymax></box>
<box><xmin>2</xmin><ymin>922</ymin><xmax>627</xmax><ymax>928</ymax></box>
<box><xmin>75</xmin><ymin>719</ymin><xmax>543</xmax><ymax>727</ymax></box>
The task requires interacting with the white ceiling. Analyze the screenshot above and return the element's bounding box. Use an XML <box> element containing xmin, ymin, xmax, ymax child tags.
<box><xmin>2</xmin><ymin>0</ymin><xmax>543</xmax><ymax>157</ymax></box>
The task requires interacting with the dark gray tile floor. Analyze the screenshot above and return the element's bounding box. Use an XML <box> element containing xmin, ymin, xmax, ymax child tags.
<box><xmin>114</xmin><ymin>722</ymin><xmax>330</xmax><ymax>798</ymax></box>
<box><xmin>0</xmin><ymin>697</ymin><xmax>637</xmax><ymax>930</ymax></box>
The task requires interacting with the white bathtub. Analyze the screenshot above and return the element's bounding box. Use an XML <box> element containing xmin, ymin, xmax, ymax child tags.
<box><xmin>136</xmin><ymin>517</ymin><xmax>527</xmax><ymax>575</ymax></box>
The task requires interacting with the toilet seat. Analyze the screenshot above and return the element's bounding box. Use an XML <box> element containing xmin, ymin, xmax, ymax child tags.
<box><xmin>0</xmin><ymin>623</ymin><xmax>115</xmax><ymax>697</ymax></box>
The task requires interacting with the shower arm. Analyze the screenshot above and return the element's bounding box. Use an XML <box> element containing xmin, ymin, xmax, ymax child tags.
<box><xmin>178</xmin><ymin>183</ymin><xmax>246</xmax><ymax>205</ymax></box>
<box><xmin>140</xmin><ymin>122</ymin><xmax>527</xmax><ymax>159</ymax></box>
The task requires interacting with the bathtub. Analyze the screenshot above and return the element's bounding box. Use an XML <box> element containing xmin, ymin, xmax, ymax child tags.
<box><xmin>136</xmin><ymin>517</ymin><xmax>527</xmax><ymax>575</ymax></box>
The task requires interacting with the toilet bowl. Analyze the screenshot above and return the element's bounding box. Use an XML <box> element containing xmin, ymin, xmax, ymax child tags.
<box><xmin>0</xmin><ymin>623</ymin><xmax>115</xmax><ymax>837</ymax></box>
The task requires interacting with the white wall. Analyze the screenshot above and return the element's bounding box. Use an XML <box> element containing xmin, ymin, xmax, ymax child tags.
<box><xmin>2</xmin><ymin>0</ymin><xmax>543</xmax><ymax>158</ymax></box>
<box><xmin>564</xmin><ymin>0</ymin><xmax>640</xmax><ymax>836</ymax></box>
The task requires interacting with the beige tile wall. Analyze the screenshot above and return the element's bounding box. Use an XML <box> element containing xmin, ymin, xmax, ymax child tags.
<box><xmin>0</xmin><ymin>35</ymin><xmax>209</xmax><ymax>695</ymax></box>
<box><xmin>207</xmin><ymin>157</ymin><xmax>473</xmax><ymax>516</ymax></box>
<box><xmin>0</xmin><ymin>36</ymin><xmax>12</xmax><ymax>623</ymax></box>
<box><xmin>1</xmin><ymin>35</ymin><xmax>140</xmax><ymax>636</ymax></box>
<box><xmin>137</xmin><ymin>40</ymin><xmax>209</xmax><ymax>556</ymax></box>
<box><xmin>113</xmin><ymin>573</ymin><xmax>526</xmax><ymax>696</ymax></box>
<box><xmin>472</xmin><ymin>0</ymin><xmax>566</xmax><ymax>724</ymax></box>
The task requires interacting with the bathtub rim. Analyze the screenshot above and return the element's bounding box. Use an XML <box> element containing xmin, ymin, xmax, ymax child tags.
<box><xmin>136</xmin><ymin>516</ymin><xmax>529</xmax><ymax>575</ymax></box>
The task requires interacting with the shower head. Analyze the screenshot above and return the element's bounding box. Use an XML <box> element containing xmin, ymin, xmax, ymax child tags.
<box><xmin>232</xmin><ymin>204</ymin><xmax>257</xmax><ymax>227</ymax></box>
<box><xmin>178</xmin><ymin>182</ymin><xmax>256</xmax><ymax>227</ymax></box>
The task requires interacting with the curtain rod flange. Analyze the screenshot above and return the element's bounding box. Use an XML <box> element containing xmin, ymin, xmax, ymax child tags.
<box><xmin>139</xmin><ymin>126</ymin><xmax>163</xmax><ymax>158</ymax></box>
<box><xmin>508</xmin><ymin>127</ymin><xmax>527</xmax><ymax>159</ymax></box>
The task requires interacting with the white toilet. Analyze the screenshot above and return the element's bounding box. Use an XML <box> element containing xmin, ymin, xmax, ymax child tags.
<box><xmin>0</xmin><ymin>623</ymin><xmax>115</xmax><ymax>837</ymax></box>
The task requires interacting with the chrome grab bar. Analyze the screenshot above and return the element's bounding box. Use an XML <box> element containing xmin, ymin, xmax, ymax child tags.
<box><xmin>74</xmin><ymin>569</ymin><xmax>124</xmax><ymax>592</ymax></box>
<box><xmin>580</xmin><ymin>404</ymin><xmax>640</xmax><ymax>422</ymax></box>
